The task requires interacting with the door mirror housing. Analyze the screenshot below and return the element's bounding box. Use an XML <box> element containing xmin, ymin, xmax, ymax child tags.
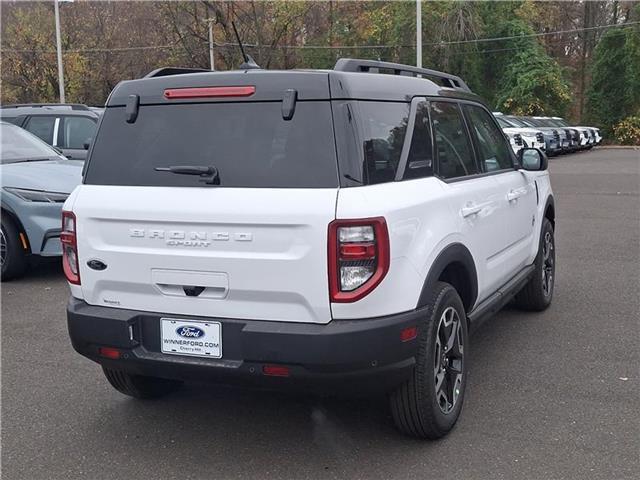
<box><xmin>518</xmin><ymin>148</ymin><xmax>548</xmax><ymax>171</ymax></box>
<box><xmin>83</xmin><ymin>137</ymin><xmax>92</xmax><ymax>150</ymax></box>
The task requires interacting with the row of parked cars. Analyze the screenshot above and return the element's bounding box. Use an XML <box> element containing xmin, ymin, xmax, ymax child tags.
<box><xmin>495</xmin><ymin>113</ymin><xmax>603</xmax><ymax>156</ymax></box>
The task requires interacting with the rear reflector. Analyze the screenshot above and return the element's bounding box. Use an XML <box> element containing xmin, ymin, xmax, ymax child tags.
<box><xmin>98</xmin><ymin>347</ymin><xmax>121</xmax><ymax>359</ymax></box>
<box><xmin>339</xmin><ymin>243</ymin><xmax>376</xmax><ymax>260</ymax></box>
<box><xmin>164</xmin><ymin>86</ymin><xmax>256</xmax><ymax>99</ymax></box>
<box><xmin>262</xmin><ymin>365</ymin><xmax>290</xmax><ymax>377</ymax></box>
<box><xmin>400</xmin><ymin>326</ymin><xmax>418</xmax><ymax>342</ymax></box>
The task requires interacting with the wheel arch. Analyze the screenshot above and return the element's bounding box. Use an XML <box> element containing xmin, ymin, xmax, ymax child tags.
<box><xmin>417</xmin><ymin>243</ymin><xmax>478</xmax><ymax>313</ymax></box>
<box><xmin>544</xmin><ymin>195</ymin><xmax>555</xmax><ymax>230</ymax></box>
<box><xmin>1</xmin><ymin>206</ymin><xmax>31</xmax><ymax>254</ymax></box>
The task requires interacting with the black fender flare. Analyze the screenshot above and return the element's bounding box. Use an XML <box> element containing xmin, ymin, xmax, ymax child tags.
<box><xmin>543</xmin><ymin>195</ymin><xmax>555</xmax><ymax>229</ymax></box>
<box><xmin>417</xmin><ymin>243</ymin><xmax>478</xmax><ymax>312</ymax></box>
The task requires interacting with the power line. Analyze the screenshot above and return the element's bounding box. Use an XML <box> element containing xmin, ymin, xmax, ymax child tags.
<box><xmin>1</xmin><ymin>44</ymin><xmax>179</xmax><ymax>54</ymax></box>
<box><xmin>2</xmin><ymin>20</ymin><xmax>638</xmax><ymax>54</ymax></box>
<box><xmin>422</xmin><ymin>20</ymin><xmax>640</xmax><ymax>47</ymax></box>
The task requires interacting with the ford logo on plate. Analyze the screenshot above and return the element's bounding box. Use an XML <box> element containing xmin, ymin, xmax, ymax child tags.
<box><xmin>176</xmin><ymin>326</ymin><xmax>205</xmax><ymax>338</ymax></box>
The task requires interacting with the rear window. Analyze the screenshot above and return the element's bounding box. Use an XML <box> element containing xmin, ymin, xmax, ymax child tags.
<box><xmin>85</xmin><ymin>102</ymin><xmax>338</xmax><ymax>188</ymax></box>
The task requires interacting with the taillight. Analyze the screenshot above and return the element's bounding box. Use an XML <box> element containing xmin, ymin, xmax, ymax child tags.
<box><xmin>328</xmin><ymin>217</ymin><xmax>389</xmax><ymax>302</ymax></box>
<box><xmin>61</xmin><ymin>211</ymin><xmax>80</xmax><ymax>285</ymax></box>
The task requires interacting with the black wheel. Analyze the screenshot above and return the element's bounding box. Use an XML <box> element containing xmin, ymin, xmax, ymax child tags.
<box><xmin>390</xmin><ymin>281</ymin><xmax>468</xmax><ymax>439</ymax></box>
<box><xmin>515</xmin><ymin>218</ymin><xmax>555</xmax><ymax>311</ymax></box>
<box><xmin>102</xmin><ymin>367</ymin><xmax>183</xmax><ymax>399</ymax></box>
<box><xmin>1</xmin><ymin>215</ymin><xmax>28</xmax><ymax>281</ymax></box>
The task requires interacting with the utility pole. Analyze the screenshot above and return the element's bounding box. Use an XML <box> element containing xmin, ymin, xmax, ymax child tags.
<box><xmin>205</xmin><ymin>18</ymin><xmax>216</xmax><ymax>71</ymax></box>
<box><xmin>416</xmin><ymin>0</ymin><xmax>422</xmax><ymax>68</ymax></box>
<box><xmin>54</xmin><ymin>0</ymin><xmax>65</xmax><ymax>102</ymax></box>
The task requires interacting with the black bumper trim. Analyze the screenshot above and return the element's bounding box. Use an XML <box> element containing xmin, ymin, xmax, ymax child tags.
<box><xmin>67</xmin><ymin>298</ymin><xmax>423</xmax><ymax>392</ymax></box>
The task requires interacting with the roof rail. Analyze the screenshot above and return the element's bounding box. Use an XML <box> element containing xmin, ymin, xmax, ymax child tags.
<box><xmin>144</xmin><ymin>67</ymin><xmax>211</xmax><ymax>78</ymax></box>
<box><xmin>0</xmin><ymin>103</ymin><xmax>91</xmax><ymax>111</ymax></box>
<box><xmin>333</xmin><ymin>58</ymin><xmax>471</xmax><ymax>93</ymax></box>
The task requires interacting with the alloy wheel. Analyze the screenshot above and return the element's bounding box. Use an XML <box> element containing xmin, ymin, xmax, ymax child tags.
<box><xmin>434</xmin><ymin>306</ymin><xmax>464</xmax><ymax>414</ymax></box>
<box><xmin>0</xmin><ymin>228</ymin><xmax>7</xmax><ymax>267</ymax></box>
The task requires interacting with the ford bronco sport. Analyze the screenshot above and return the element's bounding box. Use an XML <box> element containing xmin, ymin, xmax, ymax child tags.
<box><xmin>64</xmin><ymin>59</ymin><xmax>556</xmax><ymax>439</ymax></box>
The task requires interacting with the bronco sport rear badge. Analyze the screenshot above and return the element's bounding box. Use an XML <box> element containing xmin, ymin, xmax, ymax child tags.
<box><xmin>128</xmin><ymin>228</ymin><xmax>253</xmax><ymax>247</ymax></box>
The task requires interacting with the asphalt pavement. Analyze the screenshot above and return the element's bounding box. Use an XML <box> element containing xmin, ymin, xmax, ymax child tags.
<box><xmin>1</xmin><ymin>147</ymin><xmax>638</xmax><ymax>480</ymax></box>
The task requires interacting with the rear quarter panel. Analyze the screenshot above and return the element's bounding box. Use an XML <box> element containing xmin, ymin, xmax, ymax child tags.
<box><xmin>333</xmin><ymin>177</ymin><xmax>460</xmax><ymax>319</ymax></box>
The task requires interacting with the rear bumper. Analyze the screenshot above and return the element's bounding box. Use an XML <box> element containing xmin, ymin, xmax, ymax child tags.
<box><xmin>67</xmin><ymin>297</ymin><xmax>422</xmax><ymax>393</ymax></box>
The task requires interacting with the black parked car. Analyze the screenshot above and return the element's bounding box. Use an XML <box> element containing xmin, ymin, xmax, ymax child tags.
<box><xmin>0</xmin><ymin>104</ymin><xmax>101</xmax><ymax>160</ymax></box>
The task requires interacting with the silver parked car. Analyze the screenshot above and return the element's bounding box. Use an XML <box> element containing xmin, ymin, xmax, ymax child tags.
<box><xmin>0</xmin><ymin>104</ymin><xmax>101</xmax><ymax>160</ymax></box>
<box><xmin>1</xmin><ymin>122</ymin><xmax>83</xmax><ymax>280</ymax></box>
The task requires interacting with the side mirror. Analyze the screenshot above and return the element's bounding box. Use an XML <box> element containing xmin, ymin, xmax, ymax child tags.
<box><xmin>518</xmin><ymin>148</ymin><xmax>548</xmax><ymax>171</ymax></box>
<box><xmin>83</xmin><ymin>137</ymin><xmax>92</xmax><ymax>150</ymax></box>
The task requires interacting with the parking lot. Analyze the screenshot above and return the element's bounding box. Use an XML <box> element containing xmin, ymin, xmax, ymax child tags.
<box><xmin>1</xmin><ymin>147</ymin><xmax>638</xmax><ymax>480</ymax></box>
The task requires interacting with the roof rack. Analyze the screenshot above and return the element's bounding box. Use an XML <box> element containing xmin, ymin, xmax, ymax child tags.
<box><xmin>144</xmin><ymin>67</ymin><xmax>211</xmax><ymax>78</ymax></box>
<box><xmin>0</xmin><ymin>103</ymin><xmax>91</xmax><ymax>111</ymax></box>
<box><xmin>333</xmin><ymin>58</ymin><xmax>471</xmax><ymax>93</ymax></box>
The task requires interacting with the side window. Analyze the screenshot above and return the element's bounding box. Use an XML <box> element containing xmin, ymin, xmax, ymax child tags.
<box><xmin>464</xmin><ymin>105</ymin><xmax>514</xmax><ymax>172</ymax></box>
<box><xmin>24</xmin><ymin>116</ymin><xmax>58</xmax><ymax>145</ymax></box>
<box><xmin>430</xmin><ymin>102</ymin><xmax>477</xmax><ymax>179</ymax></box>
<box><xmin>61</xmin><ymin>116</ymin><xmax>96</xmax><ymax>149</ymax></box>
<box><xmin>358</xmin><ymin>102</ymin><xmax>410</xmax><ymax>185</ymax></box>
<box><xmin>403</xmin><ymin>101</ymin><xmax>433</xmax><ymax>180</ymax></box>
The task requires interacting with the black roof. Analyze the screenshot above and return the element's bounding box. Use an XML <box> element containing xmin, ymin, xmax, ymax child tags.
<box><xmin>105</xmin><ymin>58</ymin><xmax>485</xmax><ymax>107</ymax></box>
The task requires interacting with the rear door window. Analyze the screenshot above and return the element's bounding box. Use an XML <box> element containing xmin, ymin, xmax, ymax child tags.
<box><xmin>430</xmin><ymin>102</ymin><xmax>478</xmax><ymax>179</ymax></box>
<box><xmin>60</xmin><ymin>116</ymin><xmax>96</xmax><ymax>149</ymax></box>
<box><xmin>85</xmin><ymin>102</ymin><xmax>339</xmax><ymax>188</ymax></box>
<box><xmin>24</xmin><ymin>116</ymin><xmax>58</xmax><ymax>145</ymax></box>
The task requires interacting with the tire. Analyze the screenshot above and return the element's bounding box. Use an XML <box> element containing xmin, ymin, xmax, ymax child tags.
<box><xmin>390</xmin><ymin>281</ymin><xmax>468</xmax><ymax>439</ymax></box>
<box><xmin>515</xmin><ymin>218</ymin><xmax>555</xmax><ymax>311</ymax></box>
<box><xmin>1</xmin><ymin>215</ymin><xmax>28</xmax><ymax>281</ymax></box>
<box><xmin>102</xmin><ymin>367</ymin><xmax>183</xmax><ymax>399</ymax></box>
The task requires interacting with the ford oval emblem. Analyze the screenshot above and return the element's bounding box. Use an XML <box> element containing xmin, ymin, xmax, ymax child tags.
<box><xmin>87</xmin><ymin>259</ymin><xmax>107</xmax><ymax>271</ymax></box>
<box><xmin>176</xmin><ymin>326</ymin><xmax>205</xmax><ymax>339</ymax></box>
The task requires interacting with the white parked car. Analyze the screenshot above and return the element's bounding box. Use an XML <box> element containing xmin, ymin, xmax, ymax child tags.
<box><xmin>545</xmin><ymin>117</ymin><xmax>602</xmax><ymax>147</ymax></box>
<box><xmin>494</xmin><ymin>113</ymin><xmax>546</xmax><ymax>154</ymax></box>
<box><xmin>64</xmin><ymin>59</ymin><xmax>556</xmax><ymax>439</ymax></box>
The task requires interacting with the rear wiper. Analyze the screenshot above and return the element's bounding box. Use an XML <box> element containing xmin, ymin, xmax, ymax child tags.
<box><xmin>343</xmin><ymin>174</ymin><xmax>363</xmax><ymax>184</ymax></box>
<box><xmin>154</xmin><ymin>165</ymin><xmax>219</xmax><ymax>185</ymax></box>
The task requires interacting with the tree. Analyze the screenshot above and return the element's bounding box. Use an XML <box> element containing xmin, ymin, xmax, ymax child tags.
<box><xmin>585</xmin><ymin>24</ymin><xmax>640</xmax><ymax>132</ymax></box>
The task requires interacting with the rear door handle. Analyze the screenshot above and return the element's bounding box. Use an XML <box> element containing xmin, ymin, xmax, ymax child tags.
<box><xmin>506</xmin><ymin>188</ymin><xmax>527</xmax><ymax>202</ymax></box>
<box><xmin>461</xmin><ymin>203</ymin><xmax>482</xmax><ymax>218</ymax></box>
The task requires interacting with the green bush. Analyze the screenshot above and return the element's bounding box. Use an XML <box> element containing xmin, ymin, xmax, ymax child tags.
<box><xmin>612</xmin><ymin>116</ymin><xmax>640</xmax><ymax>146</ymax></box>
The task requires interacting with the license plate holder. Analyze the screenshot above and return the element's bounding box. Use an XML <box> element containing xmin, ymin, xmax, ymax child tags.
<box><xmin>160</xmin><ymin>318</ymin><xmax>222</xmax><ymax>359</ymax></box>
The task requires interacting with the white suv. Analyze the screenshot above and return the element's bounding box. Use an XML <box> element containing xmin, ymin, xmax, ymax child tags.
<box><xmin>64</xmin><ymin>59</ymin><xmax>556</xmax><ymax>439</ymax></box>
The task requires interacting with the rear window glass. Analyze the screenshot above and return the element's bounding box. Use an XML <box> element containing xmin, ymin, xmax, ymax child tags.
<box><xmin>85</xmin><ymin>102</ymin><xmax>338</xmax><ymax>188</ymax></box>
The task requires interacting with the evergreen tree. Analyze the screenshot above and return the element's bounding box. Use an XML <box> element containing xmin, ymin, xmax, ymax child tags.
<box><xmin>585</xmin><ymin>27</ymin><xmax>635</xmax><ymax>131</ymax></box>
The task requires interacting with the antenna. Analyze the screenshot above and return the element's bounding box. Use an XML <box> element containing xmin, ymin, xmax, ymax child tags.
<box><xmin>231</xmin><ymin>21</ymin><xmax>261</xmax><ymax>70</ymax></box>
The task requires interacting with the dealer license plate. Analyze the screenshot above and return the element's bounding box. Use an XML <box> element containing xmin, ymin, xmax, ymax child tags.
<box><xmin>160</xmin><ymin>318</ymin><xmax>222</xmax><ymax>359</ymax></box>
